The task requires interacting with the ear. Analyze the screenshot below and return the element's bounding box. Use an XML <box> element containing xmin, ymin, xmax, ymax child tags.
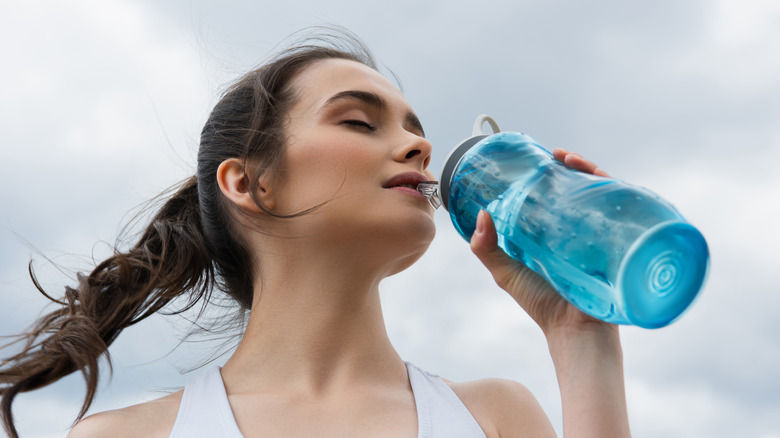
<box><xmin>216</xmin><ymin>158</ymin><xmax>276</xmax><ymax>212</ymax></box>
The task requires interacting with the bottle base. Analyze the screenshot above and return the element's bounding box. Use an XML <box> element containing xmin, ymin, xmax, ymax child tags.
<box><xmin>618</xmin><ymin>221</ymin><xmax>709</xmax><ymax>328</ymax></box>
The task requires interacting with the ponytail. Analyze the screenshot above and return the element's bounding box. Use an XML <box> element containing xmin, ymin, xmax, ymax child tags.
<box><xmin>0</xmin><ymin>176</ymin><xmax>215</xmax><ymax>438</ymax></box>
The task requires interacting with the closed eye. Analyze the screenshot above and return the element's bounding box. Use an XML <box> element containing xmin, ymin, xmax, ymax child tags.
<box><xmin>342</xmin><ymin>119</ymin><xmax>377</xmax><ymax>131</ymax></box>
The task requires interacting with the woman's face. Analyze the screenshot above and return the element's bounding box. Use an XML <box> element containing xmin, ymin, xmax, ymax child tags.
<box><xmin>272</xmin><ymin>58</ymin><xmax>436</xmax><ymax>271</ymax></box>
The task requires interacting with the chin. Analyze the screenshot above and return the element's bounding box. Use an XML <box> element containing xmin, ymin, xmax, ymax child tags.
<box><xmin>312</xmin><ymin>203</ymin><xmax>436</xmax><ymax>272</ymax></box>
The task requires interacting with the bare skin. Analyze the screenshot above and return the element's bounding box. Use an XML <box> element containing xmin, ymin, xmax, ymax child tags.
<box><xmin>69</xmin><ymin>59</ymin><xmax>629</xmax><ymax>438</ymax></box>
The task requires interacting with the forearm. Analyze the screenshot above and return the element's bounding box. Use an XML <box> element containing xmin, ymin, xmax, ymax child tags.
<box><xmin>547</xmin><ymin>324</ymin><xmax>630</xmax><ymax>438</ymax></box>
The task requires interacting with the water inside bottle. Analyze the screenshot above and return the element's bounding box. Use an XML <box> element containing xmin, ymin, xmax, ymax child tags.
<box><xmin>484</xmin><ymin>181</ymin><xmax>622</xmax><ymax>322</ymax></box>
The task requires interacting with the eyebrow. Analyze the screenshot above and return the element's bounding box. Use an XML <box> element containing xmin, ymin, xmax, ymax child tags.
<box><xmin>322</xmin><ymin>90</ymin><xmax>426</xmax><ymax>137</ymax></box>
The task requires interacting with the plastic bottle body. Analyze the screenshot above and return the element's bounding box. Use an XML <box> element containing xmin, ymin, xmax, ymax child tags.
<box><xmin>447</xmin><ymin>132</ymin><xmax>709</xmax><ymax>328</ymax></box>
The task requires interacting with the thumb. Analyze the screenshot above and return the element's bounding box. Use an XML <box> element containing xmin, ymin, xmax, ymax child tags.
<box><xmin>470</xmin><ymin>210</ymin><xmax>526</xmax><ymax>291</ymax></box>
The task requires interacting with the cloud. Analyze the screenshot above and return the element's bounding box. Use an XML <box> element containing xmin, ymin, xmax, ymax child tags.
<box><xmin>2</xmin><ymin>0</ymin><xmax>779</xmax><ymax>437</ymax></box>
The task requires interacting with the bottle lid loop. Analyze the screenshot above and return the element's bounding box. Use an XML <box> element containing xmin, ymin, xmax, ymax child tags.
<box><xmin>472</xmin><ymin>114</ymin><xmax>501</xmax><ymax>135</ymax></box>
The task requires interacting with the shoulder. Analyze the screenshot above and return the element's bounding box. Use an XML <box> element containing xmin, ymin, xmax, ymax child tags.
<box><xmin>446</xmin><ymin>378</ymin><xmax>557</xmax><ymax>438</ymax></box>
<box><xmin>68</xmin><ymin>390</ymin><xmax>183</xmax><ymax>438</ymax></box>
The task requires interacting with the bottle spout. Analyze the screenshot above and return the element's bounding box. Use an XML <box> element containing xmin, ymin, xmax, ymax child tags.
<box><xmin>417</xmin><ymin>181</ymin><xmax>442</xmax><ymax>209</ymax></box>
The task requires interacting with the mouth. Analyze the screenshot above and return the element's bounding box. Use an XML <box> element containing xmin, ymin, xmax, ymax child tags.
<box><xmin>389</xmin><ymin>183</ymin><xmax>419</xmax><ymax>190</ymax></box>
<box><xmin>382</xmin><ymin>172</ymin><xmax>431</xmax><ymax>201</ymax></box>
<box><xmin>382</xmin><ymin>172</ymin><xmax>430</xmax><ymax>190</ymax></box>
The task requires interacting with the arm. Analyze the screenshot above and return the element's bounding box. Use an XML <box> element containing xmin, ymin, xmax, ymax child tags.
<box><xmin>68</xmin><ymin>411</ymin><xmax>134</xmax><ymax>438</ymax></box>
<box><xmin>68</xmin><ymin>392</ymin><xmax>182</xmax><ymax>438</ymax></box>
<box><xmin>547</xmin><ymin>322</ymin><xmax>629</xmax><ymax>438</ymax></box>
<box><xmin>469</xmin><ymin>151</ymin><xmax>630</xmax><ymax>438</ymax></box>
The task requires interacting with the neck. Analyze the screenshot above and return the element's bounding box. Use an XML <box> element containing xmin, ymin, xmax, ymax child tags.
<box><xmin>221</xmin><ymin>238</ymin><xmax>407</xmax><ymax>394</ymax></box>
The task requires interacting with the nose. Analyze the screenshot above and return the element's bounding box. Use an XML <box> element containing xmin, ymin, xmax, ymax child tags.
<box><xmin>394</xmin><ymin>132</ymin><xmax>433</xmax><ymax>170</ymax></box>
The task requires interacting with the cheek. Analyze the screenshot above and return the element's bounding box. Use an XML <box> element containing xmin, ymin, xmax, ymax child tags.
<box><xmin>278</xmin><ymin>142</ymin><xmax>371</xmax><ymax>213</ymax></box>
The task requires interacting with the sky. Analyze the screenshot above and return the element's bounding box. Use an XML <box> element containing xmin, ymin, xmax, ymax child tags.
<box><xmin>1</xmin><ymin>0</ymin><xmax>779</xmax><ymax>436</ymax></box>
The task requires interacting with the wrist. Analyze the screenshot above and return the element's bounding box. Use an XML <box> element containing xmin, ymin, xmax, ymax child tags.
<box><xmin>545</xmin><ymin>322</ymin><xmax>623</xmax><ymax>373</ymax></box>
<box><xmin>546</xmin><ymin>323</ymin><xmax>631</xmax><ymax>438</ymax></box>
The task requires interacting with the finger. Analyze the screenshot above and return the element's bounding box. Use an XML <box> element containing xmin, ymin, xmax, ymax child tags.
<box><xmin>552</xmin><ymin>148</ymin><xmax>567</xmax><ymax>162</ymax></box>
<box><xmin>554</xmin><ymin>149</ymin><xmax>610</xmax><ymax>177</ymax></box>
<box><xmin>552</xmin><ymin>148</ymin><xmax>581</xmax><ymax>162</ymax></box>
<box><xmin>563</xmin><ymin>153</ymin><xmax>603</xmax><ymax>175</ymax></box>
<box><xmin>470</xmin><ymin>210</ymin><xmax>526</xmax><ymax>291</ymax></box>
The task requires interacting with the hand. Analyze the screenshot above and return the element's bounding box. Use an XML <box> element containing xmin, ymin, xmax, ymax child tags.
<box><xmin>469</xmin><ymin>149</ymin><xmax>611</xmax><ymax>335</ymax></box>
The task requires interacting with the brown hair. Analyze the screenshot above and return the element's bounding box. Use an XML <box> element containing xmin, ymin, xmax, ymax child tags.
<box><xmin>0</xmin><ymin>30</ymin><xmax>377</xmax><ymax>438</ymax></box>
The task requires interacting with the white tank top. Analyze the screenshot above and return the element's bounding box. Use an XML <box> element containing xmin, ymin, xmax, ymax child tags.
<box><xmin>169</xmin><ymin>361</ymin><xmax>487</xmax><ymax>437</ymax></box>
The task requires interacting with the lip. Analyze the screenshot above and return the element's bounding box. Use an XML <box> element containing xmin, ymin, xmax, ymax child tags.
<box><xmin>382</xmin><ymin>171</ymin><xmax>430</xmax><ymax>201</ymax></box>
<box><xmin>386</xmin><ymin>185</ymin><xmax>428</xmax><ymax>200</ymax></box>
<box><xmin>382</xmin><ymin>172</ymin><xmax>430</xmax><ymax>189</ymax></box>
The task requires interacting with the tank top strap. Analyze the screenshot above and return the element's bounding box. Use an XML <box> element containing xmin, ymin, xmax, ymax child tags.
<box><xmin>169</xmin><ymin>367</ymin><xmax>243</xmax><ymax>438</ymax></box>
<box><xmin>404</xmin><ymin>362</ymin><xmax>487</xmax><ymax>438</ymax></box>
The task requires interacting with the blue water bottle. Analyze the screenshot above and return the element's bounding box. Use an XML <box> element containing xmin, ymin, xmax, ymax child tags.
<box><xmin>418</xmin><ymin>115</ymin><xmax>709</xmax><ymax>328</ymax></box>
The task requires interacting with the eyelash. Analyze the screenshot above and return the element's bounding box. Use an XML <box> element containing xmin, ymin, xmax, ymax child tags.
<box><xmin>342</xmin><ymin>119</ymin><xmax>377</xmax><ymax>131</ymax></box>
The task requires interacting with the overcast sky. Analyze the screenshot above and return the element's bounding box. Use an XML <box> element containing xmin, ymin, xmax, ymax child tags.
<box><xmin>1</xmin><ymin>0</ymin><xmax>779</xmax><ymax>437</ymax></box>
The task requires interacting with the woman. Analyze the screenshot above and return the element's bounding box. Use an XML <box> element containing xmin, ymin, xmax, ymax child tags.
<box><xmin>1</xmin><ymin>34</ymin><xmax>629</xmax><ymax>437</ymax></box>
